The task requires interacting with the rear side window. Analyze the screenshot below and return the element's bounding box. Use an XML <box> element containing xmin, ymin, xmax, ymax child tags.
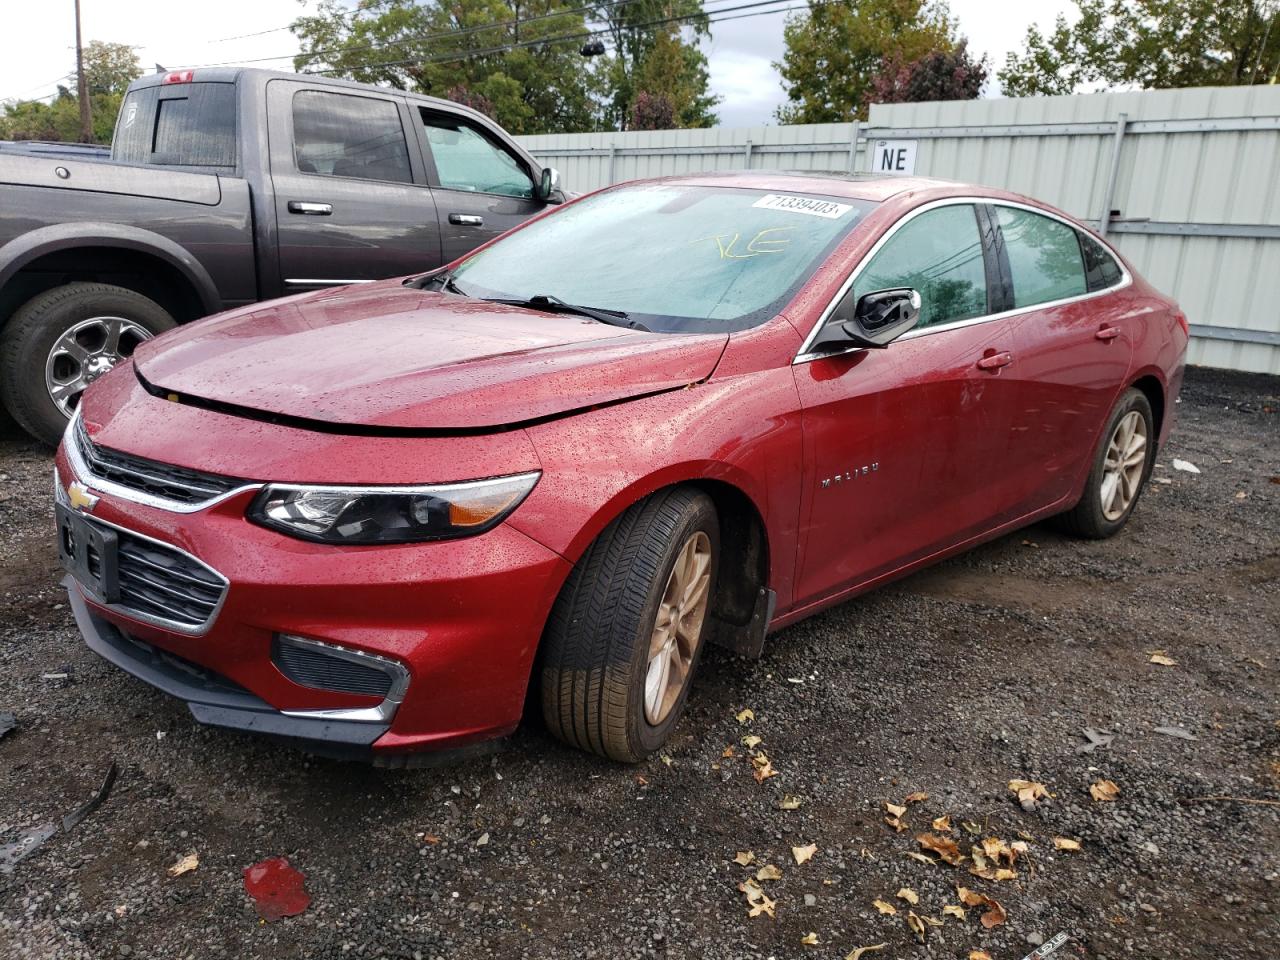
<box><xmin>995</xmin><ymin>206</ymin><xmax>1087</xmax><ymax>308</ymax></box>
<box><xmin>292</xmin><ymin>91</ymin><xmax>412</xmax><ymax>184</ymax></box>
<box><xmin>112</xmin><ymin>83</ymin><xmax>237</xmax><ymax>169</ymax></box>
<box><xmin>421</xmin><ymin>112</ymin><xmax>533</xmax><ymax>199</ymax></box>
<box><xmin>1079</xmin><ymin>232</ymin><xmax>1123</xmax><ymax>291</ymax></box>
<box><xmin>853</xmin><ymin>204</ymin><xmax>988</xmax><ymax>329</ymax></box>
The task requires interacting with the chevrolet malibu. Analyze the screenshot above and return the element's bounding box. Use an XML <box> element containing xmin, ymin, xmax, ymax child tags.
<box><xmin>54</xmin><ymin>172</ymin><xmax>1188</xmax><ymax>765</ymax></box>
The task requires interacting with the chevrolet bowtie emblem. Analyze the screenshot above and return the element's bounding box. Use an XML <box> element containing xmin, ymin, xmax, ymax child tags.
<box><xmin>68</xmin><ymin>480</ymin><xmax>100</xmax><ymax>513</ymax></box>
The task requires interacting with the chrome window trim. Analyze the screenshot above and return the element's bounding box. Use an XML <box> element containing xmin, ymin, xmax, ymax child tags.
<box><xmin>283</xmin><ymin>278</ymin><xmax>377</xmax><ymax>286</ymax></box>
<box><xmin>277</xmin><ymin>635</ymin><xmax>410</xmax><ymax>723</ymax></box>
<box><xmin>56</xmin><ymin>466</ymin><xmax>230</xmax><ymax>637</ymax></box>
<box><xmin>66</xmin><ymin>409</ymin><xmax>263</xmax><ymax>514</ymax></box>
<box><xmin>792</xmin><ymin>196</ymin><xmax>1133</xmax><ymax>365</ymax></box>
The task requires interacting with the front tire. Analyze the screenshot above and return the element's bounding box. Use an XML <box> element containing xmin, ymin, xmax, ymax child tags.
<box><xmin>541</xmin><ymin>487</ymin><xmax>719</xmax><ymax>762</ymax></box>
<box><xmin>0</xmin><ymin>282</ymin><xmax>175</xmax><ymax>447</ymax></box>
<box><xmin>1057</xmin><ymin>387</ymin><xmax>1155</xmax><ymax>539</ymax></box>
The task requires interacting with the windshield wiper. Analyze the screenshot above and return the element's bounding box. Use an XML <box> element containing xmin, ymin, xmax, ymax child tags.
<box><xmin>411</xmin><ymin>269</ymin><xmax>468</xmax><ymax>296</ymax></box>
<box><xmin>485</xmin><ymin>293</ymin><xmax>649</xmax><ymax>332</ymax></box>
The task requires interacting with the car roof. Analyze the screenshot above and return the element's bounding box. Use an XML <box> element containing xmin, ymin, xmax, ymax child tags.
<box><xmin>637</xmin><ymin>170</ymin><xmax>965</xmax><ymax>203</ymax></box>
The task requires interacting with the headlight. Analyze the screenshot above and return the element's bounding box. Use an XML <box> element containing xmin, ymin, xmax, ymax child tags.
<box><xmin>249</xmin><ymin>472</ymin><xmax>540</xmax><ymax>544</ymax></box>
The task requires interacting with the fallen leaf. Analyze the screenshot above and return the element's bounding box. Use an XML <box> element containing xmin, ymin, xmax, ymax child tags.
<box><xmin>907</xmin><ymin>911</ymin><xmax>927</xmax><ymax>942</ymax></box>
<box><xmin>422</xmin><ymin>833</ymin><xmax>441</xmax><ymax>844</ymax></box>
<box><xmin>896</xmin><ymin>887</ymin><xmax>919</xmax><ymax>905</ymax></box>
<box><xmin>756</xmin><ymin>864</ymin><xmax>784</xmax><ymax>881</ymax></box>
<box><xmin>748</xmin><ymin>894</ymin><xmax>776</xmax><ymax>919</ymax></box>
<box><xmin>917</xmin><ymin>832</ymin><xmax>966</xmax><ymax>866</ymax></box>
<box><xmin>476</xmin><ymin>832</ymin><xmax>490</xmax><ymax>846</ymax></box>
<box><xmin>969</xmin><ymin>843</ymin><xmax>1018</xmax><ymax>881</ymax></box>
<box><xmin>800</xmin><ymin>932</ymin><xmax>820</xmax><ymax>946</ymax></box>
<box><xmin>777</xmin><ymin>794</ymin><xmax>803</xmax><ymax>810</ymax></box>
<box><xmin>733</xmin><ymin>851</ymin><xmax>756</xmax><ymax>866</ymax></box>
<box><xmin>872</xmin><ymin>899</ymin><xmax>897</xmax><ymax>915</ymax></box>
<box><xmin>903</xmin><ymin>791</ymin><xmax>929</xmax><ymax>804</ymax></box>
<box><xmin>979</xmin><ymin>896</ymin><xmax>1007</xmax><ymax>929</ymax></box>
<box><xmin>752</xmin><ymin>752</ymin><xmax>778</xmax><ymax>782</ymax></box>
<box><xmin>1008</xmin><ymin>778</ymin><xmax>1054</xmax><ymax>810</ymax></box>
<box><xmin>167</xmin><ymin>853</ymin><xmax>198</xmax><ymax>877</ymax></box>
<box><xmin>1090</xmin><ymin>779</ymin><xmax>1121</xmax><ymax>802</ymax></box>
<box><xmin>884</xmin><ymin>801</ymin><xmax>909</xmax><ymax>832</ymax></box>
<box><xmin>1172</xmin><ymin>458</ymin><xmax>1200</xmax><ymax>474</ymax></box>
<box><xmin>243</xmin><ymin>857</ymin><xmax>310</xmax><ymax>922</ymax></box>
<box><xmin>961</xmin><ymin>820</ymin><xmax>982</xmax><ymax>835</ymax></box>
<box><xmin>845</xmin><ymin>946</ymin><xmax>887</xmax><ymax>960</ymax></box>
<box><xmin>943</xmin><ymin>904</ymin><xmax>966</xmax><ymax>919</ymax></box>
<box><xmin>792</xmin><ymin>843</ymin><xmax>817</xmax><ymax>865</ymax></box>
<box><xmin>904</xmin><ymin>851</ymin><xmax>937</xmax><ymax>866</ymax></box>
<box><xmin>736</xmin><ymin>708</ymin><xmax>755</xmax><ymax>724</ymax></box>
<box><xmin>1149</xmin><ymin>652</ymin><xmax>1179</xmax><ymax>666</ymax></box>
<box><xmin>932</xmin><ymin>814</ymin><xmax>952</xmax><ymax>833</ymax></box>
<box><xmin>1054</xmin><ymin>837</ymin><xmax>1082</xmax><ymax>852</ymax></box>
<box><xmin>742</xmin><ymin>734</ymin><xmax>762</xmax><ymax>749</ymax></box>
<box><xmin>969</xmin><ymin>952</ymin><xmax>994</xmax><ymax>960</ymax></box>
<box><xmin>884</xmin><ymin>801</ymin><xmax>907</xmax><ymax>817</ymax></box>
<box><xmin>722</xmin><ymin>745</ymin><xmax>736</xmax><ymax>758</ymax></box>
<box><xmin>922</xmin><ymin>915</ymin><xmax>944</xmax><ymax>927</ymax></box>
<box><xmin>659</xmin><ymin>755</ymin><xmax>673</xmax><ymax>767</ymax></box>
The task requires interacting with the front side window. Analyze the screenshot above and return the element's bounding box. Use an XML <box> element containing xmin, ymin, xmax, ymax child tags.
<box><xmin>996</xmin><ymin>206</ymin><xmax>1087</xmax><ymax>307</ymax></box>
<box><xmin>451</xmin><ymin>184</ymin><xmax>876</xmax><ymax>333</ymax></box>
<box><xmin>291</xmin><ymin>91</ymin><xmax>412</xmax><ymax>184</ymax></box>
<box><xmin>853</xmin><ymin>204</ymin><xmax>988</xmax><ymax>329</ymax></box>
<box><xmin>112</xmin><ymin>82</ymin><xmax>236</xmax><ymax>169</ymax></box>
<box><xmin>422</xmin><ymin>112</ymin><xmax>533</xmax><ymax>199</ymax></box>
<box><xmin>1079</xmin><ymin>232</ymin><xmax>1123</xmax><ymax>292</ymax></box>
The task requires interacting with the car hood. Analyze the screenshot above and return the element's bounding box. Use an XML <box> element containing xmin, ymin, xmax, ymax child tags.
<box><xmin>134</xmin><ymin>282</ymin><xmax>728</xmax><ymax>431</ymax></box>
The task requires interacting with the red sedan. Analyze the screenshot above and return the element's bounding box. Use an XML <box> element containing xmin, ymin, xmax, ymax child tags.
<box><xmin>54</xmin><ymin>172</ymin><xmax>1187</xmax><ymax>764</ymax></box>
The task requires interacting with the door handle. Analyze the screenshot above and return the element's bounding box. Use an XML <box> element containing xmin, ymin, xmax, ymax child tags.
<box><xmin>976</xmin><ymin>351</ymin><xmax>1014</xmax><ymax>371</ymax></box>
<box><xmin>1095</xmin><ymin>325</ymin><xmax>1121</xmax><ymax>341</ymax></box>
<box><xmin>287</xmin><ymin>201</ymin><xmax>332</xmax><ymax>216</ymax></box>
<box><xmin>449</xmin><ymin>213</ymin><xmax>484</xmax><ymax>226</ymax></box>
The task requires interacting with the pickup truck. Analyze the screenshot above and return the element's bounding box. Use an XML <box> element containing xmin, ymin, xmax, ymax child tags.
<box><xmin>0</xmin><ymin>68</ymin><xmax>566</xmax><ymax>445</ymax></box>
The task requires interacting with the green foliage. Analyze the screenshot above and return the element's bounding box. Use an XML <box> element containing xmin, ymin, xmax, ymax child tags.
<box><xmin>1</xmin><ymin>41</ymin><xmax>139</xmax><ymax>143</ymax></box>
<box><xmin>292</xmin><ymin>0</ymin><xmax>718</xmax><ymax>133</ymax></box>
<box><xmin>999</xmin><ymin>0</ymin><xmax>1280</xmax><ymax>96</ymax></box>
<box><xmin>775</xmin><ymin>0</ymin><xmax>959</xmax><ymax>122</ymax></box>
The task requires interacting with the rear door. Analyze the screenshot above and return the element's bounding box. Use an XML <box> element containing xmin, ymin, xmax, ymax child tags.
<box><xmin>987</xmin><ymin>204</ymin><xmax>1134</xmax><ymax>515</ymax></box>
<box><xmin>411</xmin><ymin>107</ymin><xmax>548</xmax><ymax>263</ymax></box>
<box><xmin>267</xmin><ymin>81</ymin><xmax>442</xmax><ymax>294</ymax></box>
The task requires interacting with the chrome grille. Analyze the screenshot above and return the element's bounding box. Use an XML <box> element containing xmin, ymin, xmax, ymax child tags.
<box><xmin>74</xmin><ymin>416</ymin><xmax>247</xmax><ymax>506</ymax></box>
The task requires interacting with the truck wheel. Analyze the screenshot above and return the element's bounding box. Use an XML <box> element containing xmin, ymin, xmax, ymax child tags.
<box><xmin>0</xmin><ymin>282</ymin><xmax>175</xmax><ymax>446</ymax></box>
<box><xmin>541</xmin><ymin>487</ymin><xmax>719</xmax><ymax>763</ymax></box>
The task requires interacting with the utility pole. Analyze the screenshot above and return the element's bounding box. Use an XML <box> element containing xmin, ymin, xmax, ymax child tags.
<box><xmin>74</xmin><ymin>0</ymin><xmax>92</xmax><ymax>142</ymax></box>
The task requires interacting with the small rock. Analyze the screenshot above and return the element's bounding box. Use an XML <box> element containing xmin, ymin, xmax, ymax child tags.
<box><xmin>803</xmin><ymin>894</ymin><xmax>817</xmax><ymax>907</ymax></box>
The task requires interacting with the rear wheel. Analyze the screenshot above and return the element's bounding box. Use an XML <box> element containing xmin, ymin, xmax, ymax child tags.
<box><xmin>541</xmin><ymin>487</ymin><xmax>719</xmax><ymax>762</ymax></box>
<box><xmin>1057</xmin><ymin>387</ymin><xmax>1154</xmax><ymax>539</ymax></box>
<box><xmin>0</xmin><ymin>282</ymin><xmax>175</xmax><ymax>446</ymax></box>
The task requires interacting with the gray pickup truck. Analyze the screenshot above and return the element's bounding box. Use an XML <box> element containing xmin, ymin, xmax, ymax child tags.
<box><xmin>0</xmin><ymin>68</ymin><xmax>565</xmax><ymax>445</ymax></box>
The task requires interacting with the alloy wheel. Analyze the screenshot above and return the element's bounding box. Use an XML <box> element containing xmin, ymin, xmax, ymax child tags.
<box><xmin>1099</xmin><ymin>410</ymin><xmax>1148</xmax><ymax>521</ymax></box>
<box><xmin>644</xmin><ymin>530</ymin><xmax>712</xmax><ymax>725</ymax></box>
<box><xmin>45</xmin><ymin>316</ymin><xmax>152</xmax><ymax>417</ymax></box>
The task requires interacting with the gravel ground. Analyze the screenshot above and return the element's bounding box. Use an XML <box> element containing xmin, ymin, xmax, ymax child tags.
<box><xmin>0</xmin><ymin>366</ymin><xmax>1277</xmax><ymax>960</ymax></box>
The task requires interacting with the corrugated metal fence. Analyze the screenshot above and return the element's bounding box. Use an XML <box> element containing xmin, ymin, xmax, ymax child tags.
<box><xmin>518</xmin><ymin>86</ymin><xmax>1280</xmax><ymax>375</ymax></box>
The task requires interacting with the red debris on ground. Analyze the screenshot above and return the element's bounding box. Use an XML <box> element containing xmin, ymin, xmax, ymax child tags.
<box><xmin>242</xmin><ymin>857</ymin><xmax>310</xmax><ymax>921</ymax></box>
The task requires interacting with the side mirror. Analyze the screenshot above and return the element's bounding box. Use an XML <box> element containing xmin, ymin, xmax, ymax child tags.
<box><xmin>813</xmin><ymin>287</ymin><xmax>921</xmax><ymax>352</ymax></box>
<box><xmin>536</xmin><ymin>166</ymin><xmax>563</xmax><ymax>203</ymax></box>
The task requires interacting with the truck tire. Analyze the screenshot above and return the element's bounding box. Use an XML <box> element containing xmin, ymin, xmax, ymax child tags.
<box><xmin>0</xmin><ymin>282</ymin><xmax>175</xmax><ymax>447</ymax></box>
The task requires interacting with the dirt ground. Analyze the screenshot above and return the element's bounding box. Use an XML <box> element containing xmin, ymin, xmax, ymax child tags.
<box><xmin>0</xmin><ymin>366</ymin><xmax>1277</xmax><ymax>960</ymax></box>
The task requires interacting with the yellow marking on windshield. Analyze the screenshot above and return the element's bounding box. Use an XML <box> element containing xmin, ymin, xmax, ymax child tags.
<box><xmin>691</xmin><ymin>226</ymin><xmax>796</xmax><ymax>260</ymax></box>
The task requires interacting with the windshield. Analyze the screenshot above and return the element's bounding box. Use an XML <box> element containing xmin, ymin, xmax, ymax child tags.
<box><xmin>450</xmin><ymin>183</ymin><xmax>876</xmax><ymax>333</ymax></box>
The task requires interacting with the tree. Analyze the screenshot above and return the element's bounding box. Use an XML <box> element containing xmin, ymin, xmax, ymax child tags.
<box><xmin>872</xmin><ymin>39</ymin><xmax>987</xmax><ymax>104</ymax></box>
<box><xmin>775</xmin><ymin>0</ymin><xmax>960</xmax><ymax>123</ymax></box>
<box><xmin>1</xmin><ymin>42</ymin><xmax>139</xmax><ymax>143</ymax></box>
<box><xmin>630</xmin><ymin>90</ymin><xmax>675</xmax><ymax>129</ymax></box>
<box><xmin>999</xmin><ymin>0</ymin><xmax>1280</xmax><ymax>96</ymax></box>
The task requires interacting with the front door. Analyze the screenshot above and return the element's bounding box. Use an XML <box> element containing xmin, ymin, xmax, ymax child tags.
<box><xmin>792</xmin><ymin>202</ymin><xmax>1023</xmax><ymax>607</ymax></box>
<box><xmin>267</xmin><ymin>81</ymin><xmax>442</xmax><ymax>294</ymax></box>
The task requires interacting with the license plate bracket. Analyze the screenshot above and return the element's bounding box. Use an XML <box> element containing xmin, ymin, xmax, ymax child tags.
<box><xmin>56</xmin><ymin>503</ymin><xmax>120</xmax><ymax>604</ymax></box>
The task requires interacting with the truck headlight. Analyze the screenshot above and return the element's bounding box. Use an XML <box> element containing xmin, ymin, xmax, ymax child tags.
<box><xmin>249</xmin><ymin>472</ymin><xmax>540</xmax><ymax>544</ymax></box>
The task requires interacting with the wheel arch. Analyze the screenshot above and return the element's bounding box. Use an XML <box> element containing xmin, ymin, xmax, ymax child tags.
<box><xmin>0</xmin><ymin>224</ymin><xmax>221</xmax><ymax>327</ymax></box>
<box><xmin>1128</xmin><ymin>368</ymin><xmax>1167</xmax><ymax>445</ymax></box>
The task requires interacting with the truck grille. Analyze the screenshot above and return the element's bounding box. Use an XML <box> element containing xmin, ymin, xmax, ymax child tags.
<box><xmin>74</xmin><ymin>416</ymin><xmax>248</xmax><ymax>507</ymax></box>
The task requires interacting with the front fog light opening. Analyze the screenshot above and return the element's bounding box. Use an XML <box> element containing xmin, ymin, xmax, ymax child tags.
<box><xmin>274</xmin><ymin>635</ymin><xmax>410</xmax><ymax>723</ymax></box>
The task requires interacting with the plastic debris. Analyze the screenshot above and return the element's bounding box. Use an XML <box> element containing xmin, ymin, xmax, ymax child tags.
<box><xmin>243</xmin><ymin>857</ymin><xmax>311</xmax><ymax>921</ymax></box>
<box><xmin>0</xmin><ymin>762</ymin><xmax>118</xmax><ymax>874</ymax></box>
<box><xmin>1076</xmin><ymin>728</ymin><xmax>1115</xmax><ymax>754</ymax></box>
<box><xmin>1154</xmin><ymin>725</ymin><xmax>1197</xmax><ymax>741</ymax></box>
<box><xmin>1172</xmin><ymin>459</ymin><xmax>1201</xmax><ymax>474</ymax></box>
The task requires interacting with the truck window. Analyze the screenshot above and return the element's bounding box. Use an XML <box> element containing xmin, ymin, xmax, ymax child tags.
<box><xmin>112</xmin><ymin>82</ymin><xmax>237</xmax><ymax>169</ymax></box>
<box><xmin>420</xmin><ymin>111</ymin><xmax>533</xmax><ymax>199</ymax></box>
<box><xmin>292</xmin><ymin>91</ymin><xmax>412</xmax><ymax>185</ymax></box>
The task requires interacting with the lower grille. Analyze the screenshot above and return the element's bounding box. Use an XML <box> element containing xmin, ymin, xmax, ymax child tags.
<box><xmin>273</xmin><ymin>637</ymin><xmax>395</xmax><ymax>698</ymax></box>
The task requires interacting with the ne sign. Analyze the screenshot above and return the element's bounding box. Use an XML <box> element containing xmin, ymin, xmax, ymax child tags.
<box><xmin>871</xmin><ymin>139</ymin><xmax>918</xmax><ymax>175</ymax></box>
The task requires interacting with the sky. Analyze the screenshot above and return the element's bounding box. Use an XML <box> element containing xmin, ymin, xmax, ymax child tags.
<box><xmin>0</xmin><ymin>0</ymin><xmax>1077</xmax><ymax>128</ymax></box>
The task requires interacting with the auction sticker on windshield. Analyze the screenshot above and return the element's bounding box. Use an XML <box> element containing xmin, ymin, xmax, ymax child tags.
<box><xmin>751</xmin><ymin>194</ymin><xmax>852</xmax><ymax>219</ymax></box>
